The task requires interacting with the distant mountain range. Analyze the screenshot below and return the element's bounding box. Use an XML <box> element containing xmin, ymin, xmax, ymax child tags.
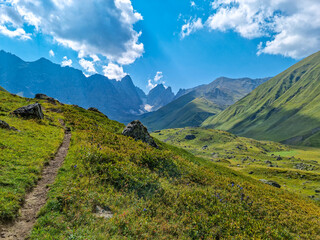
<box><xmin>203</xmin><ymin>51</ymin><xmax>320</xmax><ymax>147</ymax></box>
<box><xmin>0</xmin><ymin>50</ymin><xmax>174</xmax><ymax>123</ymax></box>
<box><xmin>139</xmin><ymin>77</ymin><xmax>269</xmax><ymax>131</ymax></box>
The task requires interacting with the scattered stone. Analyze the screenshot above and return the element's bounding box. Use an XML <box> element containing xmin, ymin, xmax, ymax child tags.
<box><xmin>12</xmin><ymin>103</ymin><xmax>44</xmax><ymax>119</ymax></box>
<box><xmin>259</xmin><ymin>179</ymin><xmax>281</xmax><ymax>188</ymax></box>
<box><xmin>94</xmin><ymin>206</ymin><xmax>113</xmax><ymax>219</ymax></box>
<box><xmin>265</xmin><ymin>160</ymin><xmax>272</xmax><ymax>164</ymax></box>
<box><xmin>122</xmin><ymin>120</ymin><xmax>158</xmax><ymax>148</ymax></box>
<box><xmin>249</xmin><ymin>171</ymin><xmax>254</xmax><ymax>174</ymax></box>
<box><xmin>315</xmin><ymin>189</ymin><xmax>320</xmax><ymax>193</ymax></box>
<box><xmin>154</xmin><ymin>130</ymin><xmax>161</xmax><ymax>133</ymax></box>
<box><xmin>202</xmin><ymin>145</ymin><xmax>208</xmax><ymax>150</ymax></box>
<box><xmin>185</xmin><ymin>135</ymin><xmax>196</xmax><ymax>140</ymax></box>
<box><xmin>277</xmin><ymin>156</ymin><xmax>282</xmax><ymax>160</ymax></box>
<box><xmin>0</xmin><ymin>120</ymin><xmax>19</xmax><ymax>131</ymax></box>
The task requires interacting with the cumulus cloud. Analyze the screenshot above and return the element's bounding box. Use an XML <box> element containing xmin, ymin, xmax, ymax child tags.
<box><xmin>191</xmin><ymin>1</ymin><xmax>196</xmax><ymax>7</ymax></box>
<box><xmin>147</xmin><ymin>71</ymin><xmax>167</xmax><ymax>90</ymax></box>
<box><xmin>49</xmin><ymin>49</ymin><xmax>55</xmax><ymax>57</ymax></box>
<box><xmin>79</xmin><ymin>58</ymin><xmax>97</xmax><ymax>75</ymax></box>
<box><xmin>206</xmin><ymin>0</ymin><xmax>320</xmax><ymax>59</ymax></box>
<box><xmin>181</xmin><ymin>18</ymin><xmax>203</xmax><ymax>39</ymax></box>
<box><xmin>154</xmin><ymin>71</ymin><xmax>163</xmax><ymax>82</ymax></box>
<box><xmin>147</xmin><ymin>79</ymin><xmax>157</xmax><ymax>90</ymax></box>
<box><xmin>0</xmin><ymin>0</ymin><xmax>144</xmax><ymax>64</ymax></box>
<box><xmin>103</xmin><ymin>63</ymin><xmax>127</xmax><ymax>81</ymax></box>
<box><xmin>61</xmin><ymin>56</ymin><xmax>72</xmax><ymax>67</ymax></box>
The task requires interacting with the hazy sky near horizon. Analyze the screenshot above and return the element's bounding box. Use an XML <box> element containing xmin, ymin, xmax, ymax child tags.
<box><xmin>0</xmin><ymin>0</ymin><xmax>319</xmax><ymax>93</ymax></box>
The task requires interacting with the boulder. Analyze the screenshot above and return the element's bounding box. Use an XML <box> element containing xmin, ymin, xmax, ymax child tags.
<box><xmin>122</xmin><ymin>120</ymin><xmax>158</xmax><ymax>148</ymax></box>
<box><xmin>88</xmin><ymin>107</ymin><xmax>108</xmax><ymax>118</ymax></box>
<box><xmin>259</xmin><ymin>179</ymin><xmax>281</xmax><ymax>188</ymax></box>
<box><xmin>35</xmin><ymin>93</ymin><xmax>56</xmax><ymax>104</ymax></box>
<box><xmin>12</xmin><ymin>103</ymin><xmax>44</xmax><ymax>119</ymax></box>
<box><xmin>185</xmin><ymin>135</ymin><xmax>196</xmax><ymax>140</ymax></box>
<box><xmin>0</xmin><ymin>120</ymin><xmax>18</xmax><ymax>131</ymax></box>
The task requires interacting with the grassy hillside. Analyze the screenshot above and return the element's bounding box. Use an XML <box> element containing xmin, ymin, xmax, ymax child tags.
<box><xmin>1</xmin><ymin>90</ymin><xmax>320</xmax><ymax>239</ymax></box>
<box><xmin>153</xmin><ymin>128</ymin><xmax>320</xmax><ymax>201</ymax></box>
<box><xmin>203</xmin><ymin>51</ymin><xmax>320</xmax><ymax>147</ymax></box>
<box><xmin>140</xmin><ymin>92</ymin><xmax>222</xmax><ymax>131</ymax></box>
<box><xmin>0</xmin><ymin>85</ymin><xmax>7</xmax><ymax>92</ymax></box>
<box><xmin>140</xmin><ymin>77</ymin><xmax>268</xmax><ymax>132</ymax></box>
<box><xmin>0</xmin><ymin>93</ymin><xmax>64</xmax><ymax>221</ymax></box>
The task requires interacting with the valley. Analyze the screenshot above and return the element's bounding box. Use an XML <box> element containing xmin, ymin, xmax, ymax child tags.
<box><xmin>152</xmin><ymin>127</ymin><xmax>320</xmax><ymax>201</ymax></box>
<box><xmin>0</xmin><ymin>89</ymin><xmax>319</xmax><ymax>239</ymax></box>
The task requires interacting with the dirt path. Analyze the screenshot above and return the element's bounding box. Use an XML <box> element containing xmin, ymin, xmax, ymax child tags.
<box><xmin>0</xmin><ymin>127</ymin><xmax>71</xmax><ymax>240</ymax></box>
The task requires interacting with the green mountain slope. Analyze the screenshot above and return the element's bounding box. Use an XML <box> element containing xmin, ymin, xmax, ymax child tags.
<box><xmin>203</xmin><ymin>51</ymin><xmax>320</xmax><ymax>147</ymax></box>
<box><xmin>0</xmin><ymin>86</ymin><xmax>7</xmax><ymax>92</ymax></box>
<box><xmin>140</xmin><ymin>77</ymin><xmax>268</xmax><ymax>131</ymax></box>
<box><xmin>1</xmin><ymin>90</ymin><xmax>320</xmax><ymax>239</ymax></box>
<box><xmin>139</xmin><ymin>92</ymin><xmax>222</xmax><ymax>131</ymax></box>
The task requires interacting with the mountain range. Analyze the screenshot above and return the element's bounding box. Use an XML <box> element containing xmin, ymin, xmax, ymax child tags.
<box><xmin>0</xmin><ymin>50</ymin><xmax>175</xmax><ymax>123</ymax></box>
<box><xmin>139</xmin><ymin>77</ymin><xmax>269</xmax><ymax>131</ymax></box>
<box><xmin>203</xmin><ymin>51</ymin><xmax>320</xmax><ymax>147</ymax></box>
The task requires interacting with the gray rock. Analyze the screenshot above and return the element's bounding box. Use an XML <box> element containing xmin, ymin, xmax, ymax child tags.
<box><xmin>185</xmin><ymin>135</ymin><xmax>196</xmax><ymax>140</ymax></box>
<box><xmin>88</xmin><ymin>107</ymin><xmax>108</xmax><ymax>118</ymax></box>
<box><xmin>35</xmin><ymin>93</ymin><xmax>56</xmax><ymax>104</ymax></box>
<box><xmin>0</xmin><ymin>120</ymin><xmax>18</xmax><ymax>131</ymax></box>
<box><xmin>122</xmin><ymin>120</ymin><xmax>158</xmax><ymax>148</ymax></box>
<box><xmin>94</xmin><ymin>206</ymin><xmax>113</xmax><ymax>219</ymax></box>
<box><xmin>259</xmin><ymin>179</ymin><xmax>281</xmax><ymax>188</ymax></box>
<box><xmin>12</xmin><ymin>103</ymin><xmax>44</xmax><ymax>119</ymax></box>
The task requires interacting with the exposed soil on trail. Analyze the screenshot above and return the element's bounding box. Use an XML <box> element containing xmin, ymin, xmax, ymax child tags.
<box><xmin>0</xmin><ymin>126</ymin><xmax>71</xmax><ymax>240</ymax></box>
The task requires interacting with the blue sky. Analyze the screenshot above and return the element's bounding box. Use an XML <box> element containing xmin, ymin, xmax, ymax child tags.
<box><xmin>0</xmin><ymin>0</ymin><xmax>319</xmax><ymax>93</ymax></box>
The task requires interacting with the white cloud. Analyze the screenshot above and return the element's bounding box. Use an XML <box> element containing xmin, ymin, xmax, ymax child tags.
<box><xmin>203</xmin><ymin>0</ymin><xmax>320</xmax><ymax>59</ymax></box>
<box><xmin>79</xmin><ymin>58</ymin><xmax>97</xmax><ymax>75</ymax></box>
<box><xmin>103</xmin><ymin>63</ymin><xmax>127</xmax><ymax>81</ymax></box>
<box><xmin>61</xmin><ymin>56</ymin><xmax>72</xmax><ymax>67</ymax></box>
<box><xmin>147</xmin><ymin>79</ymin><xmax>157</xmax><ymax>90</ymax></box>
<box><xmin>0</xmin><ymin>0</ymin><xmax>144</xmax><ymax>64</ymax></box>
<box><xmin>154</xmin><ymin>71</ymin><xmax>163</xmax><ymax>82</ymax></box>
<box><xmin>181</xmin><ymin>18</ymin><xmax>203</xmax><ymax>39</ymax></box>
<box><xmin>0</xmin><ymin>25</ymin><xmax>31</xmax><ymax>40</ymax></box>
<box><xmin>49</xmin><ymin>50</ymin><xmax>55</xmax><ymax>57</ymax></box>
<box><xmin>147</xmin><ymin>71</ymin><xmax>167</xmax><ymax>90</ymax></box>
<box><xmin>90</xmin><ymin>54</ymin><xmax>100</xmax><ymax>62</ymax></box>
<box><xmin>191</xmin><ymin>1</ymin><xmax>196</xmax><ymax>7</ymax></box>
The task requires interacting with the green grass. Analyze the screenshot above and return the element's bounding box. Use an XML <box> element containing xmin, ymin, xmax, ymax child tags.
<box><xmin>140</xmin><ymin>92</ymin><xmax>222</xmax><ymax>132</ymax></box>
<box><xmin>203</xmin><ymin>51</ymin><xmax>320</xmax><ymax>147</ymax></box>
<box><xmin>0</xmin><ymin>85</ymin><xmax>7</xmax><ymax>92</ymax></box>
<box><xmin>29</xmin><ymin>108</ymin><xmax>320</xmax><ymax>239</ymax></box>
<box><xmin>1</xmin><ymin>90</ymin><xmax>320</xmax><ymax>239</ymax></box>
<box><xmin>0</xmin><ymin>92</ymin><xmax>64</xmax><ymax>221</ymax></box>
<box><xmin>152</xmin><ymin>127</ymin><xmax>320</xmax><ymax>201</ymax></box>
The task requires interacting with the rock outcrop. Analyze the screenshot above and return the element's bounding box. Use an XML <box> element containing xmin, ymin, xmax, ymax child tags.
<box><xmin>259</xmin><ymin>179</ymin><xmax>281</xmax><ymax>188</ymax></box>
<box><xmin>12</xmin><ymin>103</ymin><xmax>44</xmax><ymax>119</ymax></box>
<box><xmin>122</xmin><ymin>120</ymin><xmax>158</xmax><ymax>148</ymax></box>
<box><xmin>88</xmin><ymin>107</ymin><xmax>108</xmax><ymax>118</ymax></box>
<box><xmin>0</xmin><ymin>120</ymin><xmax>18</xmax><ymax>131</ymax></box>
<box><xmin>35</xmin><ymin>93</ymin><xmax>56</xmax><ymax>104</ymax></box>
<box><xmin>185</xmin><ymin>135</ymin><xmax>196</xmax><ymax>140</ymax></box>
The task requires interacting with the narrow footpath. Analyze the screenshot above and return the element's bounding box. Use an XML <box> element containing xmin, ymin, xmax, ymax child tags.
<box><xmin>0</xmin><ymin>126</ymin><xmax>71</xmax><ymax>240</ymax></box>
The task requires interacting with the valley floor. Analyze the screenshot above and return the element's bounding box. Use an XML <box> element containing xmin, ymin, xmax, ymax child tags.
<box><xmin>152</xmin><ymin>128</ymin><xmax>320</xmax><ymax>202</ymax></box>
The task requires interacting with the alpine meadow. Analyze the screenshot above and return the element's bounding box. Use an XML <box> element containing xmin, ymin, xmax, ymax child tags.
<box><xmin>1</xmin><ymin>1</ymin><xmax>320</xmax><ymax>239</ymax></box>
